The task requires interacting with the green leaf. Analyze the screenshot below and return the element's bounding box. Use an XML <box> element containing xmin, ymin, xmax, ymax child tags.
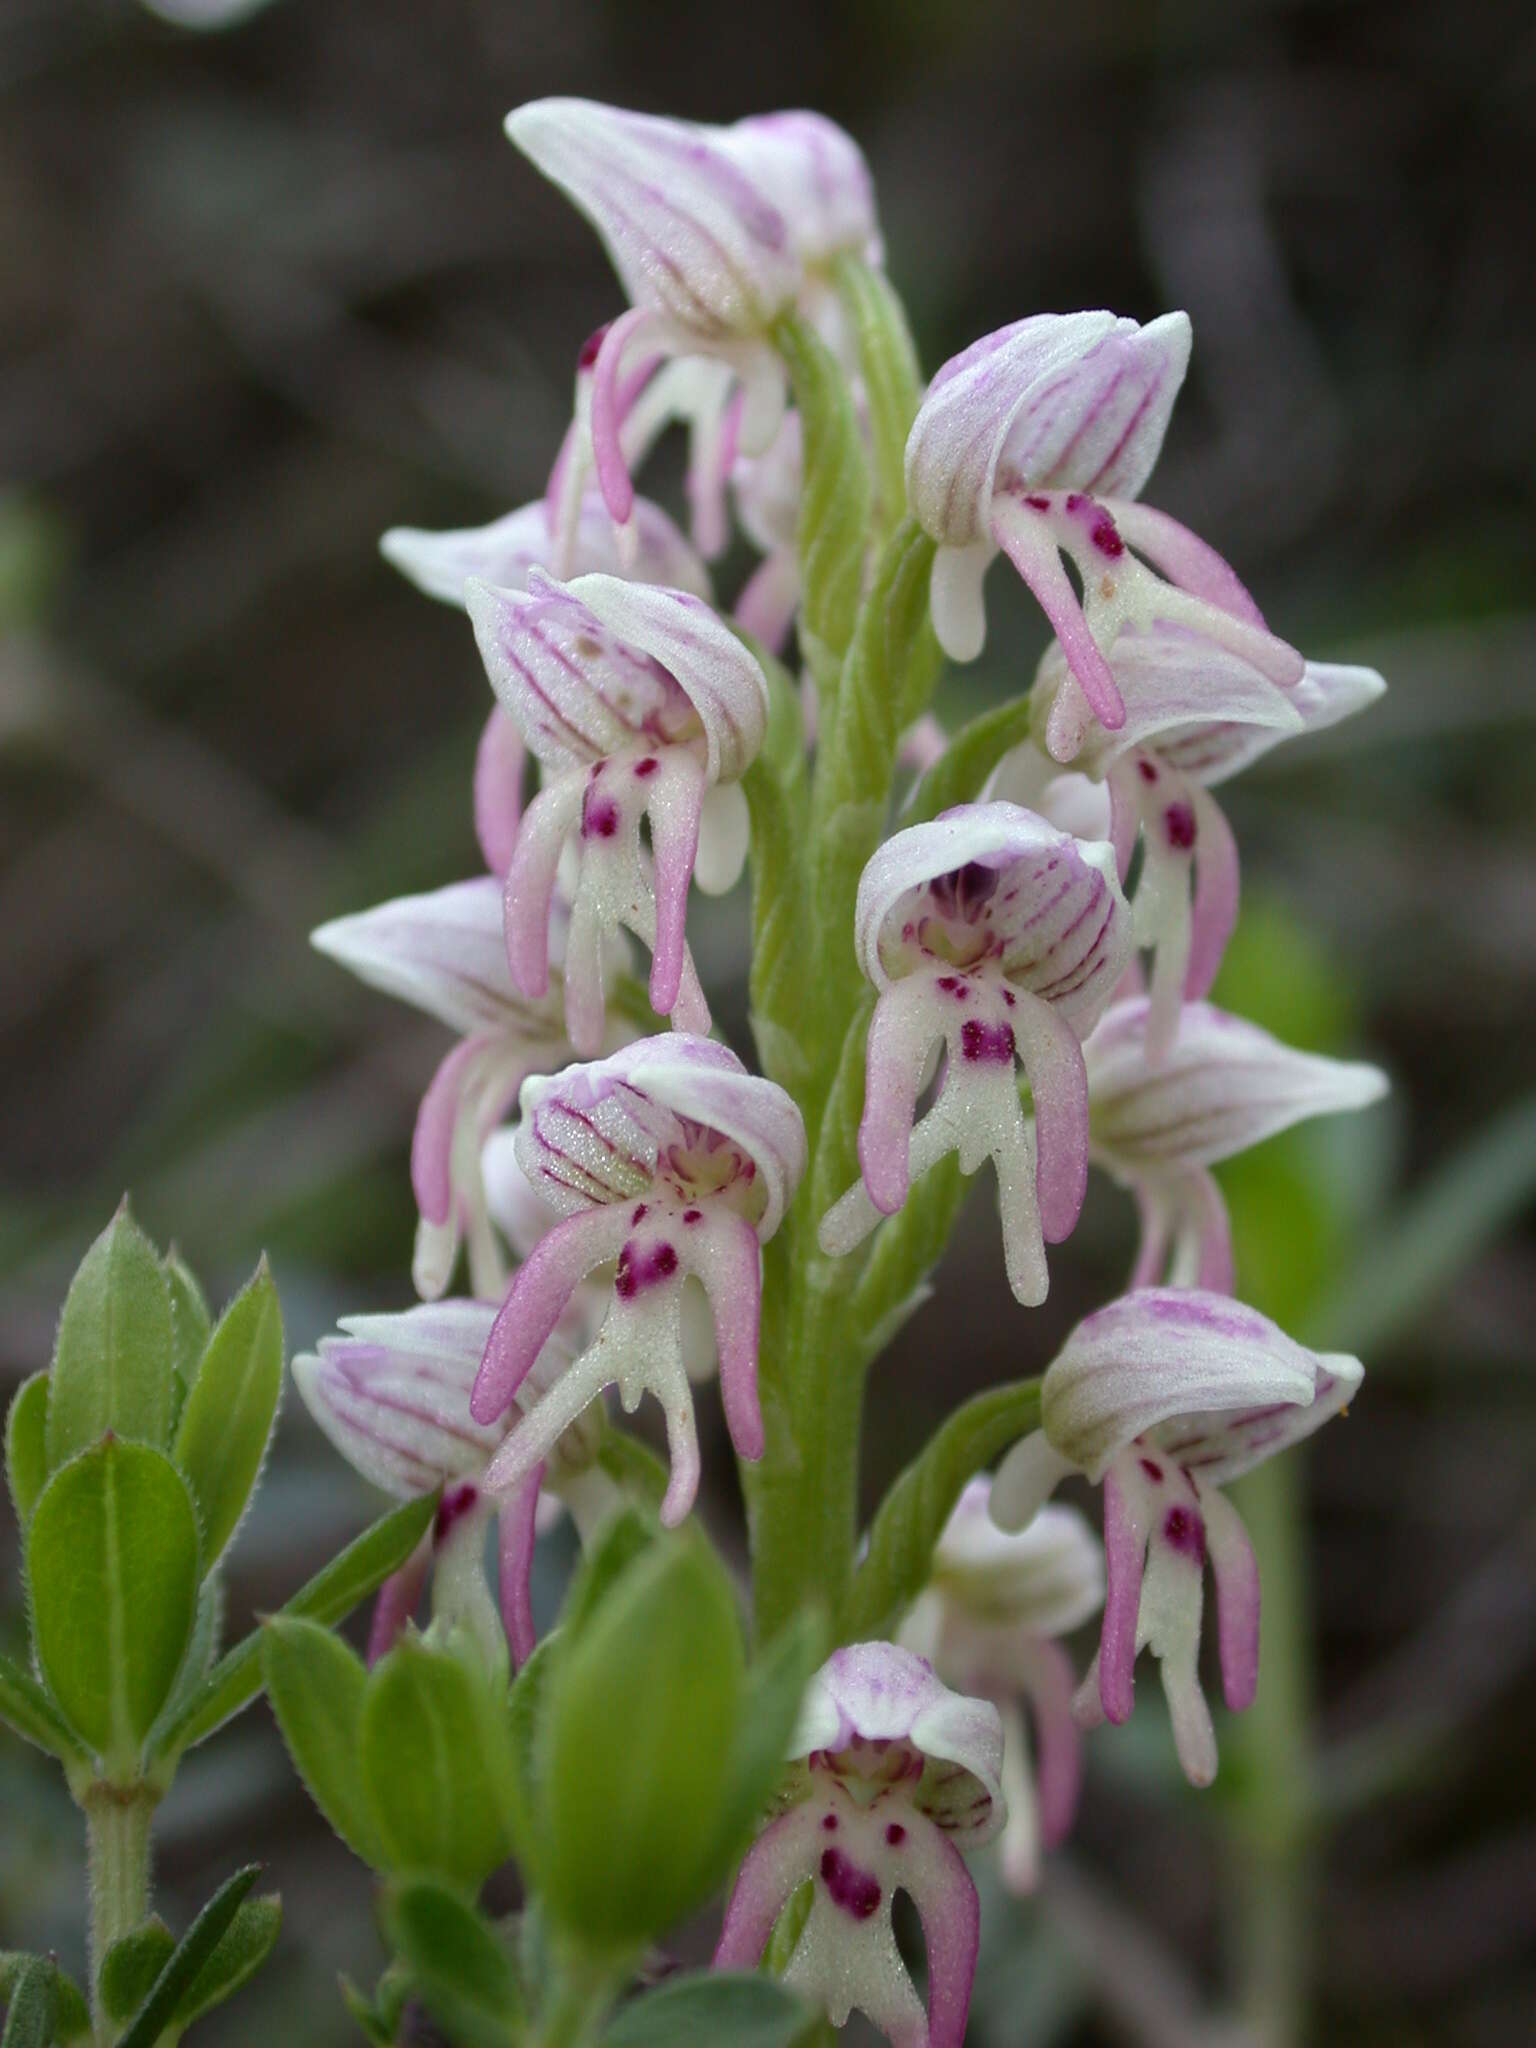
<box><xmin>710</xmin><ymin>1608</ymin><xmax>826</xmax><ymax>1868</ymax></box>
<box><xmin>772</xmin><ymin>311</ymin><xmax>871</xmax><ymax>679</ymax></box>
<box><xmin>539</xmin><ymin>1530</ymin><xmax>745</xmax><ymax>1949</ymax></box>
<box><xmin>592</xmin><ymin>1431</ymin><xmax>669</xmax><ymax>1514</ymax></box>
<box><xmin>45</xmin><ymin>1203</ymin><xmax>175</xmax><ymax>1467</ymax></box>
<box><xmin>601</xmin><ymin>1973</ymin><xmax>812</xmax><ymax>2048</ymax></box>
<box><xmin>173</xmin><ymin>1259</ymin><xmax>284</xmax><ymax>1564</ymax></box>
<box><xmin>27</xmin><ymin>1439</ymin><xmax>200</xmax><ymax>1774</ymax></box>
<box><xmin>0</xmin><ymin>1956</ymin><xmax>52</xmax><ymax>2048</ymax></box>
<box><xmin>559</xmin><ymin>1506</ymin><xmax>658</xmax><ymax>1641</ymax></box>
<box><xmin>99</xmin><ymin>1921</ymin><xmax>176</xmax><ymax>2024</ymax></box>
<box><xmin>114</xmin><ymin>1866</ymin><xmax>261</xmax><ymax>2048</ymax></box>
<box><xmin>4</xmin><ymin>1374</ymin><xmax>48</xmax><ymax>1527</ymax></box>
<box><xmin>833</xmin><ymin>252</ymin><xmax>922</xmax><ymax>535</ymax></box>
<box><xmin>384</xmin><ymin>1879</ymin><xmax>525</xmax><ymax>2048</ymax></box>
<box><xmin>904</xmin><ymin>693</ymin><xmax>1038</xmax><ymax>827</ymax></box>
<box><xmin>0</xmin><ymin>1652</ymin><xmax>89</xmax><ymax>1770</ymax></box>
<box><xmin>262</xmin><ymin>1618</ymin><xmax>383</xmax><ymax>1868</ymax></box>
<box><xmin>506</xmin><ymin>1633</ymin><xmax>557</xmax><ymax>1872</ymax></box>
<box><xmin>150</xmin><ymin>1489</ymin><xmax>437</xmax><ymax>1761</ymax></box>
<box><xmin>360</xmin><ymin>1635</ymin><xmax>517</xmax><ymax>1890</ymax></box>
<box><xmin>0</xmin><ymin>1958</ymin><xmax>87</xmax><ymax>2046</ymax></box>
<box><xmin>841</xmin><ymin>1378</ymin><xmax>1044</xmax><ymax>1642</ymax></box>
<box><xmin>162</xmin><ymin>1248</ymin><xmax>212</xmax><ymax>1401</ymax></box>
<box><xmin>171</xmin><ymin>1894</ymin><xmax>282</xmax><ymax>2028</ymax></box>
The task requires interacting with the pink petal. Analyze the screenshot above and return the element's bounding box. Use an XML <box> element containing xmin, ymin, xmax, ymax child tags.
<box><xmin>472</xmin><ymin>1204</ymin><xmax>631</xmax><ymax>1423</ymax></box>
<box><xmin>1202</xmin><ymin>1483</ymin><xmax>1260</xmax><ymax>1712</ymax></box>
<box><xmin>713</xmin><ymin>1803</ymin><xmax>822</xmax><ymax>1969</ymax></box>
<box><xmin>503</xmin><ymin>777</ymin><xmax>581</xmax><ymax>1001</ymax></box>
<box><xmin>1104</xmin><ymin>499</ymin><xmax>1267</xmax><ymax>627</ymax></box>
<box><xmin>1189</xmin><ymin>1167</ymin><xmax>1236</xmax><ymax>1294</ymax></box>
<box><xmin>900</xmin><ymin>1816</ymin><xmax>983</xmax><ymax>2048</ymax></box>
<box><xmin>590</xmin><ymin>307</ymin><xmax>649</xmax><ymax>527</ymax></box>
<box><xmin>497</xmin><ymin>1463</ymin><xmax>547</xmax><ymax>1668</ymax></box>
<box><xmin>858</xmin><ymin>978</ymin><xmax>942</xmax><ymax>1216</ymax></box>
<box><xmin>1015</xmin><ymin>998</ymin><xmax>1090</xmax><ymax>1244</ymax></box>
<box><xmin>732</xmin><ymin>547</ymin><xmax>801</xmax><ymax>654</ymax></box>
<box><xmin>474</xmin><ymin>709</ymin><xmax>527</xmax><ymax>877</ymax></box>
<box><xmin>1184</xmin><ymin>786</ymin><xmax>1239</xmax><ymax>1001</ymax></box>
<box><xmin>1019</xmin><ymin>1637</ymin><xmax>1083</xmax><ymax>1848</ymax></box>
<box><xmin>992</xmin><ymin>496</ymin><xmax>1126</xmax><ymax>732</ymax></box>
<box><xmin>410</xmin><ymin>1036</ymin><xmax>488</xmax><ymax>1228</ymax></box>
<box><xmin>1129</xmin><ymin>1181</ymin><xmax>1173</xmax><ymax>1291</ymax></box>
<box><xmin>685</xmin><ymin>1209</ymin><xmax>765</xmax><ymax>1460</ymax></box>
<box><xmin>643</xmin><ymin>750</ymin><xmax>707</xmax><ymax>1017</ymax></box>
<box><xmin>1097</xmin><ymin>1462</ymin><xmax>1150</xmax><ymax>1725</ymax></box>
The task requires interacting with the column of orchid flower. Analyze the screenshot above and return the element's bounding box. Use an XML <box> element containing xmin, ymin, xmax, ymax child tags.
<box><xmin>298</xmin><ymin>98</ymin><xmax>1389</xmax><ymax>2048</ymax></box>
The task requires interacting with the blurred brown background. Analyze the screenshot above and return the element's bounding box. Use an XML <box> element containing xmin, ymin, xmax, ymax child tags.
<box><xmin>2</xmin><ymin>0</ymin><xmax>1534</xmax><ymax>2042</ymax></box>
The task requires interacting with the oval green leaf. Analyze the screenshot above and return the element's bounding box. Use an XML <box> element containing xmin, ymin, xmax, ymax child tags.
<box><xmin>384</xmin><ymin>1879</ymin><xmax>524</xmax><ymax>2048</ymax></box>
<box><xmin>261</xmin><ymin>1617</ymin><xmax>381</xmax><ymax>1868</ymax></box>
<box><xmin>4</xmin><ymin>1373</ymin><xmax>48</xmax><ymax>1527</ymax></box>
<box><xmin>173</xmin><ymin>1260</ymin><xmax>283</xmax><ymax>1564</ymax></box>
<box><xmin>601</xmin><ymin>1972</ymin><xmax>811</xmax><ymax>2048</ymax></box>
<box><xmin>46</xmin><ymin>1204</ymin><xmax>175</xmax><ymax>1467</ymax></box>
<box><xmin>26</xmin><ymin>1438</ymin><xmax>200</xmax><ymax>1774</ymax></box>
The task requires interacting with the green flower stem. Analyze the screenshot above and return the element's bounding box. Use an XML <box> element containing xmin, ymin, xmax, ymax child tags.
<box><xmin>1224</xmin><ymin>1455</ymin><xmax>1315</xmax><ymax>2048</ymax></box>
<box><xmin>84</xmin><ymin>1781</ymin><xmax>157</xmax><ymax>2035</ymax></box>
<box><xmin>533</xmin><ymin>1956</ymin><xmax>623</xmax><ymax>2048</ymax></box>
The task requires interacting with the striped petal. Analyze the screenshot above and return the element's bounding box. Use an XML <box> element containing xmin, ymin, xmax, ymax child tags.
<box><xmin>380</xmin><ymin>492</ymin><xmax>709</xmax><ymax>609</ymax></box>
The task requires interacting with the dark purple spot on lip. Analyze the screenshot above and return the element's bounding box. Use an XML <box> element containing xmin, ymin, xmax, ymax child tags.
<box><xmin>1137</xmin><ymin>757</ymin><xmax>1159</xmax><ymax>784</ymax></box>
<box><xmin>1162</xmin><ymin>1504</ymin><xmax>1206</xmax><ymax>1563</ymax></box>
<box><xmin>1064</xmin><ymin>492</ymin><xmax>1086</xmax><ymax>513</ymax></box>
<box><xmin>682</xmin><ymin>1207</ymin><xmax>703</xmax><ymax>1224</ymax></box>
<box><xmin>434</xmin><ymin>1481</ymin><xmax>479</xmax><ymax>1544</ymax></box>
<box><xmin>614</xmin><ymin>1239</ymin><xmax>680</xmax><ymax>1300</ymax></box>
<box><xmin>820</xmin><ymin>1848</ymin><xmax>881</xmax><ymax>1921</ymax></box>
<box><xmin>935</xmin><ymin>974</ymin><xmax>969</xmax><ymax>1000</ymax></box>
<box><xmin>578</xmin><ymin>325</ymin><xmax>607</xmax><ymax>369</ymax></box>
<box><xmin>632</xmin><ymin>1203</ymin><xmax>648</xmax><ymax>1224</ymax></box>
<box><xmin>821</xmin><ymin>1813</ymin><xmax>838</xmax><ymax>1832</ymax></box>
<box><xmin>886</xmin><ymin>1823</ymin><xmax>906</xmax><ymax>1846</ymax></box>
<box><xmin>1163</xmin><ymin>801</ymin><xmax>1197</xmax><ymax>851</ymax></box>
<box><xmin>1024</xmin><ymin>493</ymin><xmax>1051</xmax><ymax>511</ymax></box>
<box><xmin>960</xmin><ymin>1018</ymin><xmax>1016</xmax><ymax>1063</ymax></box>
<box><xmin>634</xmin><ymin>756</ymin><xmax>659</xmax><ymax>778</ymax></box>
<box><xmin>1091</xmin><ymin>516</ymin><xmax>1125</xmax><ymax>558</ymax></box>
<box><xmin>583</xmin><ymin>795</ymin><xmax>621</xmax><ymax>839</ymax></box>
<box><xmin>1140</xmin><ymin>1458</ymin><xmax>1164</xmax><ymax>1483</ymax></box>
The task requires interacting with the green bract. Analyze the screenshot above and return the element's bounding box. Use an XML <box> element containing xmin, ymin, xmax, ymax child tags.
<box><xmin>172</xmin><ymin>1259</ymin><xmax>283</xmax><ymax>1565</ymax></box>
<box><xmin>44</xmin><ymin>1203</ymin><xmax>175</xmax><ymax>1468</ymax></box>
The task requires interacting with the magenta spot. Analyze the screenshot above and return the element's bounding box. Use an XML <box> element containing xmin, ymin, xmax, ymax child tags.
<box><xmin>1137</xmin><ymin>757</ymin><xmax>1159</xmax><ymax>784</ymax></box>
<box><xmin>434</xmin><ymin>1482</ymin><xmax>479</xmax><ymax>1544</ymax></box>
<box><xmin>821</xmin><ymin>1813</ymin><xmax>838</xmax><ymax>1832</ymax></box>
<box><xmin>885</xmin><ymin>1823</ymin><xmax>906</xmax><ymax>1846</ymax></box>
<box><xmin>1139</xmin><ymin>1458</ymin><xmax>1164</xmax><ymax>1483</ymax></box>
<box><xmin>583</xmin><ymin>794</ymin><xmax>620</xmax><ymax>840</ymax></box>
<box><xmin>682</xmin><ymin>1207</ymin><xmax>703</xmax><ymax>1224</ymax></box>
<box><xmin>619</xmin><ymin>1240</ymin><xmax>679</xmax><ymax>1295</ymax></box>
<box><xmin>632</xmin><ymin>1203</ymin><xmax>648</xmax><ymax>1224</ymax></box>
<box><xmin>820</xmin><ymin>1848</ymin><xmax>881</xmax><ymax>1921</ymax></box>
<box><xmin>1003</xmin><ymin>989</ymin><xmax>1016</xmax><ymax>1008</ymax></box>
<box><xmin>1024</xmin><ymin>493</ymin><xmax>1051</xmax><ymax>511</ymax></box>
<box><xmin>1162</xmin><ymin>1504</ymin><xmax>1206</xmax><ymax>1564</ymax></box>
<box><xmin>1164</xmin><ymin>802</ymin><xmax>1197</xmax><ymax>851</ymax></box>
<box><xmin>634</xmin><ymin>756</ymin><xmax>660</xmax><ymax>778</ymax></box>
<box><xmin>960</xmin><ymin>1018</ymin><xmax>1015</xmax><ymax>1063</ymax></box>
<box><xmin>1064</xmin><ymin>492</ymin><xmax>1086</xmax><ymax>513</ymax></box>
<box><xmin>1091</xmin><ymin>516</ymin><xmax>1125</xmax><ymax>558</ymax></box>
<box><xmin>935</xmin><ymin>974</ymin><xmax>969</xmax><ymax>1001</ymax></box>
<box><xmin>578</xmin><ymin>325</ymin><xmax>607</xmax><ymax>370</ymax></box>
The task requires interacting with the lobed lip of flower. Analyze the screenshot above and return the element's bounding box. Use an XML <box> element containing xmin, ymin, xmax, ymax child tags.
<box><xmin>855</xmin><ymin>800</ymin><xmax>1130</xmax><ymax>1038</ymax></box>
<box><xmin>1031</xmin><ymin>1287</ymin><xmax>1363</xmax><ymax>1487</ymax></box>
<box><xmin>1085</xmin><ymin>997</ymin><xmax>1389</xmax><ymax>1168</ymax></box>
<box><xmin>505</xmin><ymin>98</ymin><xmax>801</xmax><ymax>340</ymax></box>
<box><xmin>786</xmin><ymin>1644</ymin><xmax>1005</xmax><ymax>1848</ymax></box>
<box><xmin>379</xmin><ymin>491</ymin><xmax>711</xmax><ymax>610</ymax></box>
<box><xmin>905</xmin><ymin>311</ymin><xmax>1192</xmax><ymax>550</ymax></box>
<box><xmin>516</xmin><ymin>1034</ymin><xmax>807</xmax><ymax>1240</ymax></box>
<box><xmin>929</xmin><ymin>1480</ymin><xmax>1105</xmax><ymax>1635</ymax></box>
<box><xmin>467</xmin><ymin>569</ymin><xmax>768</xmax><ymax>786</ymax></box>
<box><xmin>310</xmin><ymin>875</ymin><xmax>567</xmax><ymax>1039</ymax></box>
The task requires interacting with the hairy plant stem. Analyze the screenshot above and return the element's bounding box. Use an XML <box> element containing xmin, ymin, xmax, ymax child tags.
<box><xmin>84</xmin><ymin>1781</ymin><xmax>156</xmax><ymax>2038</ymax></box>
<box><xmin>532</xmin><ymin>1958</ymin><xmax>621</xmax><ymax>2048</ymax></box>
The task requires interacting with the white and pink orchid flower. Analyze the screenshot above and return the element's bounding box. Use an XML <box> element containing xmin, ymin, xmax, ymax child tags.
<box><xmin>732</xmin><ymin>408</ymin><xmax>804</xmax><ymax>655</ymax></box>
<box><xmin>1086</xmin><ymin>997</ymin><xmax>1389</xmax><ymax>1292</ymax></box>
<box><xmin>508</xmin><ymin>98</ymin><xmax>877</xmax><ymax>566</ymax></box>
<box><xmin>1023</xmin><ymin>638</ymin><xmax>1387</xmax><ymax>1054</ymax></box>
<box><xmin>311</xmin><ymin>878</ymin><xmax>614</xmax><ymax>1300</ymax></box>
<box><xmin>900</xmin><ymin>1481</ymin><xmax>1102</xmax><ymax>1895</ymax></box>
<box><xmin>471</xmin><ymin>1036</ymin><xmax>806</xmax><ymax>1526</ymax></box>
<box><xmin>904</xmin><ymin>312</ymin><xmax>1304</xmax><ymax>739</ymax></box>
<box><xmin>819</xmin><ymin>802</ymin><xmax>1134</xmax><ymax>1304</ymax></box>
<box><xmin>466</xmin><ymin>571</ymin><xmax>769</xmax><ymax>1054</ymax></box>
<box><xmin>715</xmin><ymin>1644</ymin><xmax>1002</xmax><ymax>2048</ymax></box>
<box><xmin>292</xmin><ymin>1301</ymin><xmax>620</xmax><ymax>1669</ymax></box>
<box><xmin>991</xmin><ymin>1289</ymin><xmax>1364</xmax><ymax>1785</ymax></box>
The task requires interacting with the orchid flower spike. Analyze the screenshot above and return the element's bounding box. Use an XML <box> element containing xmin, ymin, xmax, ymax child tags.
<box><xmin>900</xmin><ymin>1480</ymin><xmax>1103</xmax><ymax>1895</ymax></box>
<box><xmin>508</xmin><ymin>98</ymin><xmax>877</xmax><ymax>564</ymax></box>
<box><xmin>819</xmin><ymin>802</ymin><xmax>1134</xmax><ymax>1305</ymax></box>
<box><xmin>905</xmin><ymin>312</ymin><xmax>1305</xmax><ymax>739</ymax></box>
<box><xmin>1086</xmin><ymin>997</ymin><xmax>1389</xmax><ymax>1292</ymax></box>
<box><xmin>292</xmin><ymin>1301</ymin><xmax>620</xmax><ymax>1670</ymax></box>
<box><xmin>470</xmin><ymin>1036</ymin><xmax>806</xmax><ymax>1526</ymax></box>
<box><xmin>715</xmin><ymin>1645</ymin><xmax>1002</xmax><ymax>2048</ymax></box>
<box><xmin>731</xmin><ymin>408</ymin><xmax>804</xmax><ymax>655</ymax></box>
<box><xmin>1027</xmin><ymin>640</ymin><xmax>1388</xmax><ymax>1055</ymax></box>
<box><xmin>312</xmin><ymin>878</ymin><xmax>613</xmax><ymax>1300</ymax></box>
<box><xmin>991</xmin><ymin>1289</ymin><xmax>1364</xmax><ymax>1784</ymax></box>
<box><xmin>467</xmin><ymin>571</ymin><xmax>769</xmax><ymax>1054</ymax></box>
